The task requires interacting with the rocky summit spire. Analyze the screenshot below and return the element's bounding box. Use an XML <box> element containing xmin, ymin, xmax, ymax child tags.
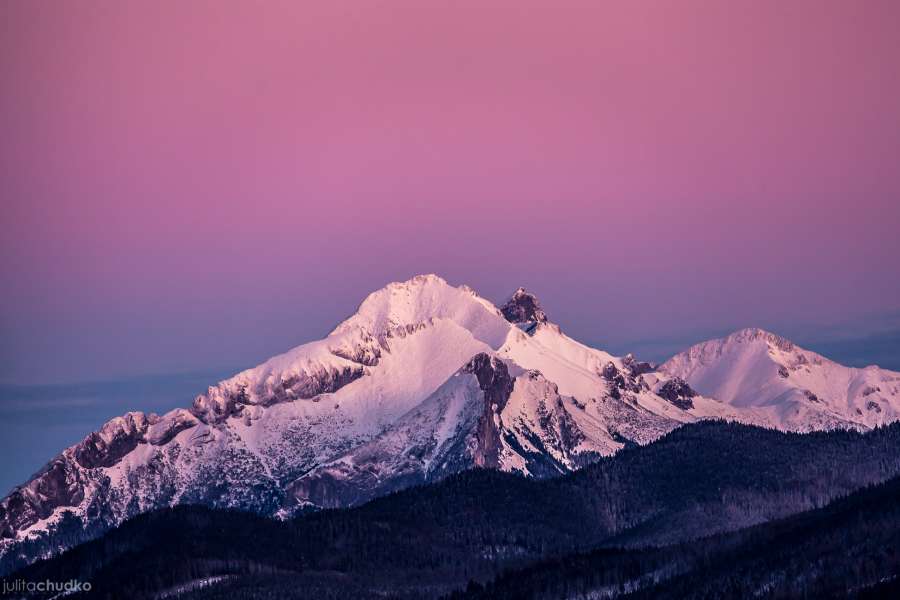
<box><xmin>500</xmin><ymin>287</ymin><xmax>548</xmax><ymax>325</ymax></box>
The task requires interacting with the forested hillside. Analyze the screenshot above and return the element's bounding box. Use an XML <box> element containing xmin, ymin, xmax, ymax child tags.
<box><xmin>11</xmin><ymin>421</ymin><xmax>900</xmax><ymax>599</ymax></box>
<box><xmin>458</xmin><ymin>474</ymin><xmax>900</xmax><ymax>599</ymax></box>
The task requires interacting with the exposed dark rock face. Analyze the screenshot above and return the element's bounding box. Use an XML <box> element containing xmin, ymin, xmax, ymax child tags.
<box><xmin>0</xmin><ymin>406</ymin><xmax>214</xmax><ymax>544</ymax></box>
<box><xmin>464</xmin><ymin>354</ymin><xmax>514</xmax><ymax>412</ymax></box>
<box><xmin>328</xmin><ymin>330</ymin><xmax>382</xmax><ymax>366</ymax></box>
<box><xmin>601</xmin><ymin>362</ymin><xmax>620</xmax><ymax>381</ymax></box>
<box><xmin>623</xmin><ymin>353</ymin><xmax>655</xmax><ymax>376</ymax></box>
<box><xmin>778</xmin><ymin>366</ymin><xmax>790</xmax><ymax>378</ymax></box>
<box><xmin>602</xmin><ymin>362</ymin><xmax>624</xmax><ymax>400</ymax></box>
<box><xmin>464</xmin><ymin>354</ymin><xmax>515</xmax><ymax>469</ymax></box>
<box><xmin>265</xmin><ymin>365</ymin><xmax>365</xmax><ymax>406</ymax></box>
<box><xmin>146</xmin><ymin>410</ymin><xmax>199</xmax><ymax>446</ymax></box>
<box><xmin>601</xmin><ymin>361</ymin><xmax>645</xmax><ymax>399</ymax></box>
<box><xmin>0</xmin><ymin>409</ymin><xmax>203</xmax><ymax>541</ymax></box>
<box><xmin>74</xmin><ymin>413</ymin><xmax>150</xmax><ymax>469</ymax></box>
<box><xmin>530</xmin><ymin>377</ymin><xmax>590</xmax><ymax>472</ymax></box>
<box><xmin>0</xmin><ymin>458</ymin><xmax>84</xmax><ymax>540</ymax></box>
<box><xmin>191</xmin><ymin>364</ymin><xmax>366</xmax><ymax>423</ymax></box>
<box><xmin>658</xmin><ymin>377</ymin><xmax>698</xmax><ymax>410</ymax></box>
<box><xmin>500</xmin><ymin>287</ymin><xmax>548</xmax><ymax>325</ymax></box>
<box><xmin>329</xmin><ymin>346</ymin><xmax>380</xmax><ymax>366</ymax></box>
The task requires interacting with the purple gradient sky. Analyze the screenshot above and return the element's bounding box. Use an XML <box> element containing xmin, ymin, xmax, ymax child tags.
<box><xmin>2</xmin><ymin>0</ymin><xmax>900</xmax><ymax>384</ymax></box>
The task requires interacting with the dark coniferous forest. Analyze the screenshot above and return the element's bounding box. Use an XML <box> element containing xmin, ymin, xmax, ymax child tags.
<box><xmin>6</xmin><ymin>421</ymin><xmax>900</xmax><ymax>599</ymax></box>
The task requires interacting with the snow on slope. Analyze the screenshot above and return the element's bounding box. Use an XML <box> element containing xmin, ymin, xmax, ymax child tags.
<box><xmin>287</xmin><ymin>356</ymin><xmax>502</xmax><ymax>508</ymax></box>
<box><xmin>661</xmin><ymin>327</ymin><xmax>900</xmax><ymax>431</ymax></box>
<box><xmin>4</xmin><ymin>277</ymin><xmax>900</xmax><ymax>570</ymax></box>
<box><xmin>1</xmin><ymin>275</ymin><xmax>514</xmax><ymax>549</ymax></box>
<box><xmin>288</xmin><ymin>352</ymin><xmax>630</xmax><ymax>508</ymax></box>
<box><xmin>497</xmin><ymin>323</ymin><xmax>706</xmax><ymax>444</ymax></box>
<box><xmin>332</xmin><ymin>274</ymin><xmax>509</xmax><ymax>345</ymax></box>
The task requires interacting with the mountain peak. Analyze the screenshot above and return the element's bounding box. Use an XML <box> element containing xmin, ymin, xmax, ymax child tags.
<box><xmin>500</xmin><ymin>287</ymin><xmax>548</xmax><ymax>325</ymax></box>
<box><xmin>724</xmin><ymin>327</ymin><xmax>794</xmax><ymax>351</ymax></box>
<box><xmin>399</xmin><ymin>273</ymin><xmax>448</xmax><ymax>287</ymax></box>
<box><xmin>330</xmin><ymin>274</ymin><xmax>505</xmax><ymax>340</ymax></box>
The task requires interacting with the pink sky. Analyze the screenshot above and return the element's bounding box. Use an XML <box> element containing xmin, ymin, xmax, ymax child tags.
<box><xmin>1</xmin><ymin>0</ymin><xmax>899</xmax><ymax>383</ymax></box>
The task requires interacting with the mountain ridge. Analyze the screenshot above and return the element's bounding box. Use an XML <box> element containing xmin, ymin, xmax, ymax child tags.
<box><xmin>661</xmin><ymin>325</ymin><xmax>900</xmax><ymax>429</ymax></box>
<box><xmin>2</xmin><ymin>274</ymin><xmax>899</xmax><ymax>568</ymax></box>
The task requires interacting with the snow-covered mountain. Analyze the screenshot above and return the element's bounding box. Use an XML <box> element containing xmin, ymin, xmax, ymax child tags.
<box><xmin>2</xmin><ymin>275</ymin><xmax>899</xmax><ymax>566</ymax></box>
<box><xmin>660</xmin><ymin>327</ymin><xmax>900</xmax><ymax>431</ymax></box>
<box><xmin>288</xmin><ymin>353</ymin><xmax>609</xmax><ymax>509</ymax></box>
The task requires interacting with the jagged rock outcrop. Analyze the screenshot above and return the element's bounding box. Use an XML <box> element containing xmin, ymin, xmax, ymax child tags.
<box><xmin>623</xmin><ymin>353</ymin><xmax>655</xmax><ymax>376</ymax></box>
<box><xmin>601</xmin><ymin>361</ymin><xmax>647</xmax><ymax>400</ymax></box>
<box><xmin>0</xmin><ymin>458</ymin><xmax>84</xmax><ymax>540</ymax></box>
<box><xmin>501</xmin><ymin>287</ymin><xmax>548</xmax><ymax>325</ymax></box>
<box><xmin>465</xmin><ymin>354</ymin><xmax>515</xmax><ymax>468</ymax></box>
<box><xmin>74</xmin><ymin>413</ymin><xmax>151</xmax><ymax>469</ymax></box>
<box><xmin>657</xmin><ymin>378</ymin><xmax>698</xmax><ymax>410</ymax></box>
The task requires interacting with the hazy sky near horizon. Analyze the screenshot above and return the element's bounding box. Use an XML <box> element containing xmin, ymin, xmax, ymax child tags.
<box><xmin>2</xmin><ymin>0</ymin><xmax>900</xmax><ymax>386</ymax></box>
